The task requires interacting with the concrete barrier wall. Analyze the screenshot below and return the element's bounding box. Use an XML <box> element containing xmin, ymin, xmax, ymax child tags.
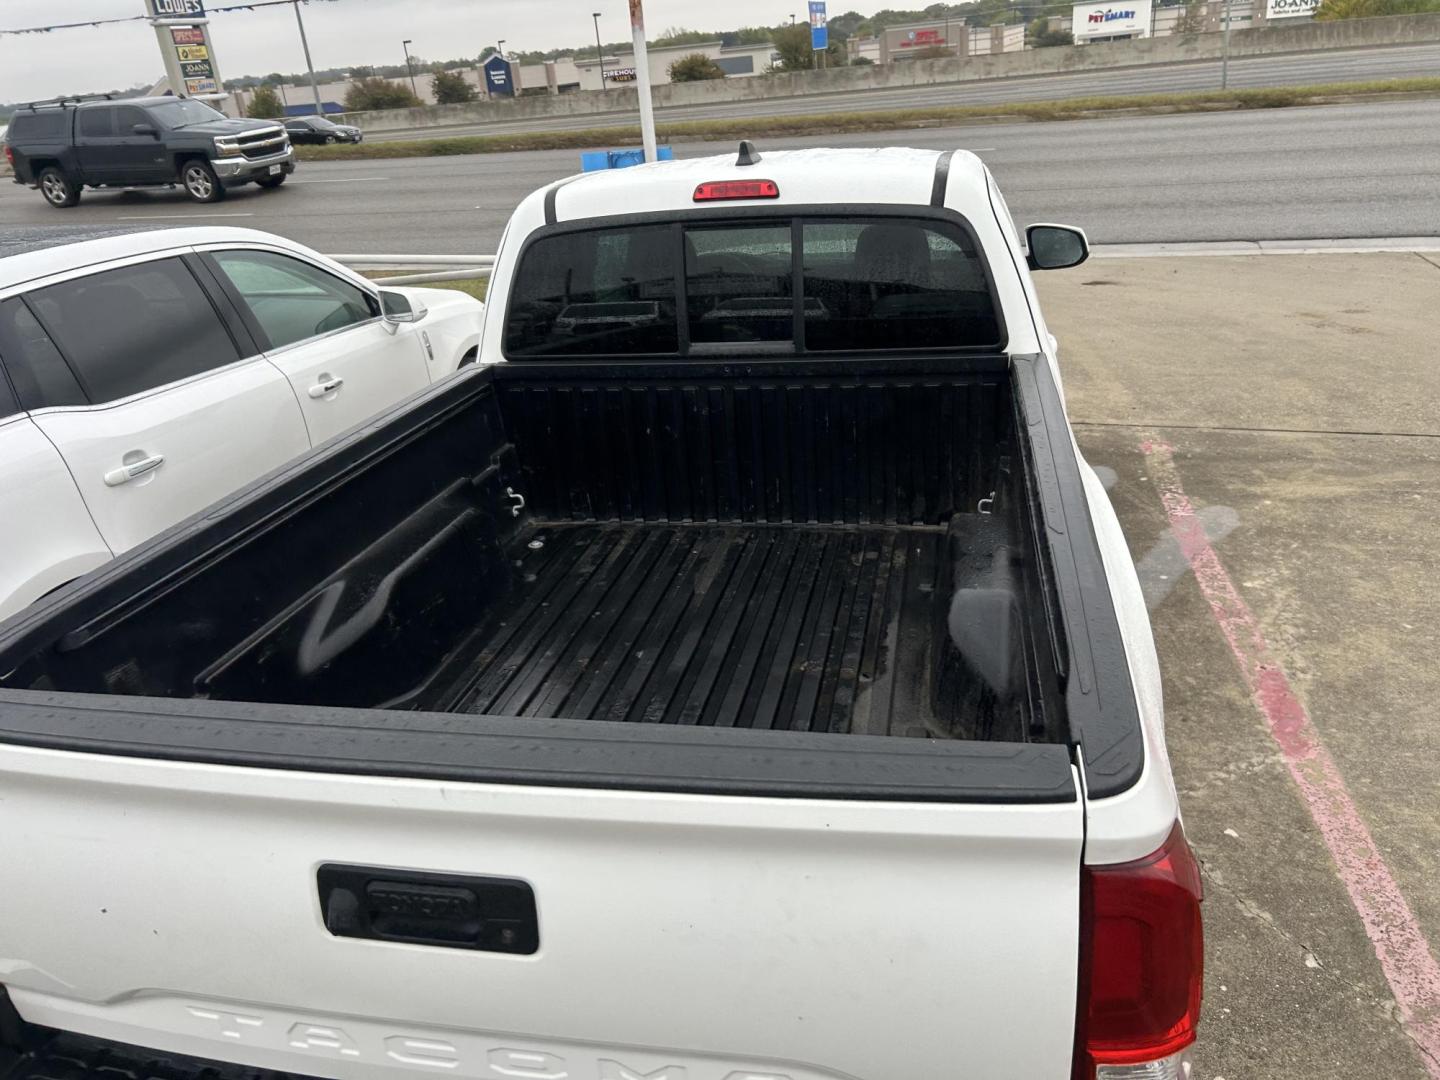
<box><xmin>347</xmin><ymin>12</ymin><xmax>1440</xmax><ymax>133</ymax></box>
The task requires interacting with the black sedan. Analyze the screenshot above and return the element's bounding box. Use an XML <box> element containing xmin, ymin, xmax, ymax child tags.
<box><xmin>282</xmin><ymin>116</ymin><xmax>363</xmax><ymax>145</ymax></box>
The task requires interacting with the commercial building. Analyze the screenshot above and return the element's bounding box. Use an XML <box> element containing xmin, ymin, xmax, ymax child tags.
<box><xmin>845</xmin><ymin>20</ymin><xmax>1025</xmax><ymax>62</ymax></box>
<box><xmin>571</xmin><ymin>40</ymin><xmax>778</xmax><ymax>91</ymax></box>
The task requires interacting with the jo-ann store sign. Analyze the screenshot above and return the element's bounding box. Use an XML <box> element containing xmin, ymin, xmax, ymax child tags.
<box><xmin>1266</xmin><ymin>0</ymin><xmax>1320</xmax><ymax>17</ymax></box>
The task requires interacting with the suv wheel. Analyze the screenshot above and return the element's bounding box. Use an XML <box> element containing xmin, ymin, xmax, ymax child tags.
<box><xmin>181</xmin><ymin>160</ymin><xmax>225</xmax><ymax>203</ymax></box>
<box><xmin>38</xmin><ymin>167</ymin><xmax>81</xmax><ymax>209</ymax></box>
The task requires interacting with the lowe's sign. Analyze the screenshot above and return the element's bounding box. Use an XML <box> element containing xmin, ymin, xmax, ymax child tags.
<box><xmin>147</xmin><ymin>0</ymin><xmax>206</xmax><ymax>17</ymax></box>
<box><xmin>1071</xmin><ymin>0</ymin><xmax>1152</xmax><ymax>38</ymax></box>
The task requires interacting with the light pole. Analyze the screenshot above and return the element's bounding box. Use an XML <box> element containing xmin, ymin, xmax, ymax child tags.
<box><xmin>592</xmin><ymin>12</ymin><xmax>606</xmax><ymax>90</ymax></box>
<box><xmin>1220</xmin><ymin>0</ymin><xmax>1232</xmax><ymax>87</ymax></box>
<box><xmin>401</xmin><ymin>38</ymin><xmax>417</xmax><ymax>97</ymax></box>
<box><xmin>291</xmin><ymin>0</ymin><xmax>323</xmax><ymax>116</ymax></box>
<box><xmin>629</xmin><ymin>0</ymin><xmax>657</xmax><ymax>162</ymax></box>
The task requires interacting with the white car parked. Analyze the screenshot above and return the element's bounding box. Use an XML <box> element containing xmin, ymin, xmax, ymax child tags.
<box><xmin>0</xmin><ymin>226</ymin><xmax>483</xmax><ymax>620</ymax></box>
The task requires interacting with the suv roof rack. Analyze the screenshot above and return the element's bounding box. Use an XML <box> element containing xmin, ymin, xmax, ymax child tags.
<box><xmin>18</xmin><ymin>93</ymin><xmax>117</xmax><ymax>111</ymax></box>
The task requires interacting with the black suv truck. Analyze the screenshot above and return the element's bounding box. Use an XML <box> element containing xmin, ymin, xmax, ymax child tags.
<box><xmin>3</xmin><ymin>96</ymin><xmax>295</xmax><ymax>208</ymax></box>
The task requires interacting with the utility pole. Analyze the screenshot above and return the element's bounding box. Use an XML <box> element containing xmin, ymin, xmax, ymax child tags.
<box><xmin>592</xmin><ymin>12</ymin><xmax>606</xmax><ymax>90</ymax></box>
<box><xmin>292</xmin><ymin>0</ymin><xmax>323</xmax><ymax>115</ymax></box>
<box><xmin>629</xmin><ymin>0</ymin><xmax>657</xmax><ymax>162</ymax></box>
<box><xmin>1220</xmin><ymin>0</ymin><xmax>1232</xmax><ymax>87</ymax></box>
<box><xmin>402</xmin><ymin>38</ymin><xmax>417</xmax><ymax>97</ymax></box>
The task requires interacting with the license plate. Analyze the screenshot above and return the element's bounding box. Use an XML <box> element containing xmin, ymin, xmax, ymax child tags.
<box><xmin>268</xmin><ymin>164</ymin><xmax>282</xmax><ymax>175</ymax></box>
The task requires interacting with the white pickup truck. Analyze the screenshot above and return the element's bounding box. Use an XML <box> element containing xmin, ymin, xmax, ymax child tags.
<box><xmin>0</xmin><ymin>145</ymin><xmax>1202</xmax><ymax>1080</ymax></box>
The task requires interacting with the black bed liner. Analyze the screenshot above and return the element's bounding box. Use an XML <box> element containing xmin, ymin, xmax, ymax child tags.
<box><xmin>447</xmin><ymin>522</ymin><xmax>954</xmax><ymax>736</ymax></box>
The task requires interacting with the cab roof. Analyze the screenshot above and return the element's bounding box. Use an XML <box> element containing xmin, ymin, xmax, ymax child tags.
<box><xmin>543</xmin><ymin>147</ymin><xmax>993</xmax><ymax>226</ymax></box>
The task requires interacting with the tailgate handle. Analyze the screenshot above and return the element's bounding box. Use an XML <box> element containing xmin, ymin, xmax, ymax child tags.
<box><xmin>318</xmin><ymin>864</ymin><xmax>538</xmax><ymax>954</ymax></box>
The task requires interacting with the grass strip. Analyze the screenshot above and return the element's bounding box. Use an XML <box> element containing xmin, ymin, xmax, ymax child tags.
<box><xmin>295</xmin><ymin>77</ymin><xmax>1440</xmax><ymax>162</ymax></box>
<box><xmin>359</xmin><ymin>270</ymin><xmax>489</xmax><ymax>302</ymax></box>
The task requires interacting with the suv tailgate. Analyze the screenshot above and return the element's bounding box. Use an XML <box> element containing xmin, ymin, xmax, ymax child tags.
<box><xmin>0</xmin><ymin>738</ymin><xmax>1082</xmax><ymax>1080</ymax></box>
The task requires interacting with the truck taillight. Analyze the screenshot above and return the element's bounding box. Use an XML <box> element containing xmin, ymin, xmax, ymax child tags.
<box><xmin>1075</xmin><ymin>823</ymin><xmax>1203</xmax><ymax>1080</ymax></box>
<box><xmin>3</xmin><ymin>144</ymin><xmax>13</xmax><ymax>167</ymax></box>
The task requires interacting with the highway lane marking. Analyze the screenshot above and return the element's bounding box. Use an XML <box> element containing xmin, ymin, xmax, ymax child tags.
<box><xmin>288</xmin><ymin>177</ymin><xmax>390</xmax><ymax>184</ymax></box>
<box><xmin>1141</xmin><ymin>435</ymin><xmax>1440</xmax><ymax>1078</ymax></box>
<box><xmin>118</xmin><ymin>212</ymin><xmax>255</xmax><ymax>220</ymax></box>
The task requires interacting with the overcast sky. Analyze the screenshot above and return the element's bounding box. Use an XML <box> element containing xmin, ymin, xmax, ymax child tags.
<box><xmin>1</xmin><ymin>0</ymin><xmax>812</xmax><ymax>102</ymax></box>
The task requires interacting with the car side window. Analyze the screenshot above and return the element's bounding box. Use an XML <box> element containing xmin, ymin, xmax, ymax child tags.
<box><xmin>114</xmin><ymin>105</ymin><xmax>148</xmax><ymax>134</ymax></box>
<box><xmin>26</xmin><ymin>258</ymin><xmax>242</xmax><ymax>404</ymax></box>
<box><xmin>209</xmin><ymin>250</ymin><xmax>379</xmax><ymax>351</ymax></box>
<box><xmin>77</xmin><ymin>107</ymin><xmax>114</xmax><ymax>138</ymax></box>
<box><xmin>0</xmin><ymin>298</ymin><xmax>87</xmax><ymax>411</ymax></box>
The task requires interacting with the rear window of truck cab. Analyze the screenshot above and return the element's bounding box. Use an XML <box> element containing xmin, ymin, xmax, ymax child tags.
<box><xmin>504</xmin><ymin>215</ymin><xmax>1004</xmax><ymax>358</ymax></box>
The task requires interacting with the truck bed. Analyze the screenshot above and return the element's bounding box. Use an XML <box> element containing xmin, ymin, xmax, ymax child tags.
<box><xmin>0</xmin><ymin>354</ymin><xmax>1147</xmax><ymax>789</ymax></box>
<box><xmin>447</xmin><ymin>521</ymin><xmax>979</xmax><ymax>737</ymax></box>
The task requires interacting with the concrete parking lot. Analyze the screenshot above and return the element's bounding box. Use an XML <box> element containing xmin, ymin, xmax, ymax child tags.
<box><xmin>1037</xmin><ymin>251</ymin><xmax>1440</xmax><ymax>1079</ymax></box>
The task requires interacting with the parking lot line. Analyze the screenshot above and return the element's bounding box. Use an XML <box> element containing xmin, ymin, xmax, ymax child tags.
<box><xmin>1141</xmin><ymin>434</ymin><xmax>1440</xmax><ymax>1076</ymax></box>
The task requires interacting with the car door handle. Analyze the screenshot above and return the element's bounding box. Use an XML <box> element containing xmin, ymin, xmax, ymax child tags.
<box><xmin>308</xmin><ymin>377</ymin><xmax>344</xmax><ymax>399</ymax></box>
<box><xmin>103</xmin><ymin>453</ymin><xmax>165</xmax><ymax>487</ymax></box>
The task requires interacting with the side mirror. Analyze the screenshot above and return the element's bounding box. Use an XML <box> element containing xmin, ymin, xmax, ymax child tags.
<box><xmin>132</xmin><ymin>123</ymin><xmax>159</xmax><ymax>138</ymax></box>
<box><xmin>380</xmin><ymin>289</ymin><xmax>427</xmax><ymax>326</ymax></box>
<box><xmin>1025</xmin><ymin>223</ymin><xmax>1090</xmax><ymax>271</ymax></box>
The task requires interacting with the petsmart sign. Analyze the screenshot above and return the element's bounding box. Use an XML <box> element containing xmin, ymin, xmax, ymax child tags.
<box><xmin>1071</xmin><ymin>0</ymin><xmax>1153</xmax><ymax>38</ymax></box>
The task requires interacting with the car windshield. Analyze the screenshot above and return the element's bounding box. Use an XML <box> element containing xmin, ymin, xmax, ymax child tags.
<box><xmin>149</xmin><ymin>99</ymin><xmax>227</xmax><ymax>129</ymax></box>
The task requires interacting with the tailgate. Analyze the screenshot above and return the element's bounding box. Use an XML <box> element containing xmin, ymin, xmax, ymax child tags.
<box><xmin>0</xmin><ymin>742</ymin><xmax>1083</xmax><ymax>1080</ymax></box>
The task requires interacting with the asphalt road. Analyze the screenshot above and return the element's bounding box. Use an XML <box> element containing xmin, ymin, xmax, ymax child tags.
<box><xmin>1</xmin><ymin>98</ymin><xmax>1436</xmax><ymax>252</ymax></box>
<box><xmin>370</xmin><ymin>42</ymin><xmax>1440</xmax><ymax>140</ymax></box>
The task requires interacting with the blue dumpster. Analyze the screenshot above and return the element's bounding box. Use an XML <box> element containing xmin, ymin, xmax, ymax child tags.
<box><xmin>580</xmin><ymin>146</ymin><xmax>675</xmax><ymax>171</ymax></box>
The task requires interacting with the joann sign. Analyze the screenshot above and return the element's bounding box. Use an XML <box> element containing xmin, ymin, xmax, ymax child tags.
<box><xmin>148</xmin><ymin>0</ymin><xmax>206</xmax><ymax>17</ymax></box>
<box><xmin>1266</xmin><ymin>0</ymin><xmax>1319</xmax><ymax>17</ymax></box>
